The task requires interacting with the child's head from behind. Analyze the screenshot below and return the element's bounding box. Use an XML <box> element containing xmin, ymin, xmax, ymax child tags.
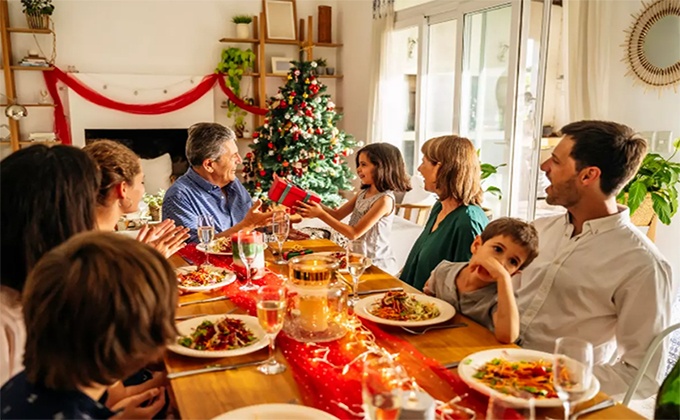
<box><xmin>22</xmin><ymin>232</ymin><xmax>178</xmax><ymax>390</ymax></box>
<box><xmin>470</xmin><ymin>218</ymin><xmax>539</xmax><ymax>278</ymax></box>
<box><xmin>355</xmin><ymin>143</ymin><xmax>411</xmax><ymax>193</ymax></box>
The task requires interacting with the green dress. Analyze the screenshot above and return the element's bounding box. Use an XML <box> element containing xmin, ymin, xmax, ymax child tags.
<box><xmin>400</xmin><ymin>202</ymin><xmax>488</xmax><ymax>291</ymax></box>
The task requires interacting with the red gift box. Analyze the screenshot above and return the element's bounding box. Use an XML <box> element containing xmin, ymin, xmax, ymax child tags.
<box><xmin>268</xmin><ymin>178</ymin><xmax>321</xmax><ymax>209</ymax></box>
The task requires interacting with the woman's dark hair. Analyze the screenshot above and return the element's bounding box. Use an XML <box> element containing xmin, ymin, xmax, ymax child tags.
<box><xmin>355</xmin><ymin>143</ymin><xmax>411</xmax><ymax>193</ymax></box>
<box><xmin>0</xmin><ymin>145</ymin><xmax>100</xmax><ymax>292</ymax></box>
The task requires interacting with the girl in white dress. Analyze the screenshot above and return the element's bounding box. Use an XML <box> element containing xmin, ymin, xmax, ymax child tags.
<box><xmin>296</xmin><ymin>143</ymin><xmax>411</xmax><ymax>274</ymax></box>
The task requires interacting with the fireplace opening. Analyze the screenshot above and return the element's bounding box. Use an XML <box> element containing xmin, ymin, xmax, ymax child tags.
<box><xmin>84</xmin><ymin>128</ymin><xmax>189</xmax><ymax>178</ymax></box>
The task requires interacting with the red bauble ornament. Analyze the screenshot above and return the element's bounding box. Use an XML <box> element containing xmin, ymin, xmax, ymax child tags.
<box><xmin>253</xmin><ymin>132</ymin><xmax>259</xmax><ymax>139</ymax></box>
<box><xmin>280</xmin><ymin>102</ymin><xmax>287</xmax><ymax>109</ymax></box>
<box><xmin>305</xmin><ymin>109</ymin><xmax>313</xmax><ymax>117</ymax></box>
<box><xmin>259</xmin><ymin>170</ymin><xmax>266</xmax><ymax>176</ymax></box>
<box><xmin>268</xmin><ymin>142</ymin><xmax>274</xmax><ymax>149</ymax></box>
<box><xmin>283</xmin><ymin>161</ymin><xmax>289</xmax><ymax>167</ymax></box>
<box><xmin>319</xmin><ymin>154</ymin><xmax>325</xmax><ymax>160</ymax></box>
<box><xmin>293</xmin><ymin>132</ymin><xmax>300</xmax><ymax>141</ymax></box>
<box><xmin>245</xmin><ymin>152</ymin><xmax>253</xmax><ymax>159</ymax></box>
<box><xmin>256</xmin><ymin>182</ymin><xmax>261</xmax><ymax>188</ymax></box>
<box><xmin>276</xmin><ymin>155</ymin><xmax>283</xmax><ymax>162</ymax></box>
<box><xmin>316</xmin><ymin>128</ymin><xmax>323</xmax><ymax>135</ymax></box>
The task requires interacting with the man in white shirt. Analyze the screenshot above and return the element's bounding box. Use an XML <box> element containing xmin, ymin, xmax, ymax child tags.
<box><xmin>516</xmin><ymin>120</ymin><xmax>675</xmax><ymax>399</ymax></box>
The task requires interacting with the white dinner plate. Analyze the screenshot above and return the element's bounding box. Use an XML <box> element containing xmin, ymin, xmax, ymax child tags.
<box><xmin>354</xmin><ymin>293</ymin><xmax>455</xmax><ymax>327</ymax></box>
<box><xmin>196</xmin><ymin>243</ymin><xmax>232</xmax><ymax>256</ymax></box>
<box><xmin>314</xmin><ymin>251</ymin><xmax>351</xmax><ymax>273</ymax></box>
<box><xmin>211</xmin><ymin>404</ymin><xmax>339</xmax><ymax>420</ymax></box>
<box><xmin>175</xmin><ymin>265</ymin><xmax>236</xmax><ymax>293</ymax></box>
<box><xmin>457</xmin><ymin>348</ymin><xmax>600</xmax><ymax>408</ymax></box>
<box><xmin>168</xmin><ymin>314</ymin><xmax>268</xmax><ymax>358</ymax></box>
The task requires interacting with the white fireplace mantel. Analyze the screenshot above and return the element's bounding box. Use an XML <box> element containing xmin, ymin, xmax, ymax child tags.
<box><xmin>67</xmin><ymin>73</ymin><xmax>215</xmax><ymax>148</ymax></box>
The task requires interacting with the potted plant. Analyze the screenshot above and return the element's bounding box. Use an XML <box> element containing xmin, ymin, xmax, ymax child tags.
<box><xmin>232</xmin><ymin>15</ymin><xmax>253</xmax><ymax>39</ymax></box>
<box><xmin>216</xmin><ymin>47</ymin><xmax>256</xmax><ymax>136</ymax></box>
<box><xmin>314</xmin><ymin>58</ymin><xmax>327</xmax><ymax>76</ymax></box>
<box><xmin>617</xmin><ymin>138</ymin><xmax>680</xmax><ymax>225</ymax></box>
<box><xmin>480</xmin><ymin>157</ymin><xmax>506</xmax><ymax>220</ymax></box>
<box><xmin>21</xmin><ymin>0</ymin><xmax>54</xmax><ymax>29</ymax></box>
<box><xmin>143</xmin><ymin>189</ymin><xmax>166</xmax><ymax>222</ymax></box>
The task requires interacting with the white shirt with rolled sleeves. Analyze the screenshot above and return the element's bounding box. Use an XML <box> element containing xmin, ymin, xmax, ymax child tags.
<box><xmin>515</xmin><ymin>207</ymin><xmax>675</xmax><ymax>400</ymax></box>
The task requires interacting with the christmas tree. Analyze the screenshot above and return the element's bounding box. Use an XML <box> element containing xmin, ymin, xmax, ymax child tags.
<box><xmin>242</xmin><ymin>60</ymin><xmax>357</xmax><ymax>207</ymax></box>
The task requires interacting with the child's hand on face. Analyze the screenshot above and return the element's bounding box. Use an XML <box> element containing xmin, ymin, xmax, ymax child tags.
<box><xmin>469</xmin><ymin>255</ymin><xmax>510</xmax><ymax>283</ymax></box>
<box><xmin>295</xmin><ymin>200</ymin><xmax>324</xmax><ymax>219</ymax></box>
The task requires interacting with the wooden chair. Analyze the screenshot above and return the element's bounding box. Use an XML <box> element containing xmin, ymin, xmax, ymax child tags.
<box><xmin>396</xmin><ymin>203</ymin><xmax>432</xmax><ymax>226</ymax></box>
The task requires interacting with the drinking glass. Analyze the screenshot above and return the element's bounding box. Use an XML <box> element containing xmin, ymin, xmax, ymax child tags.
<box><xmin>271</xmin><ymin>211</ymin><xmax>290</xmax><ymax>265</ymax></box>
<box><xmin>237</xmin><ymin>230</ymin><xmax>263</xmax><ymax>291</ymax></box>
<box><xmin>487</xmin><ymin>396</ymin><xmax>535</xmax><ymax>420</ymax></box>
<box><xmin>362</xmin><ymin>355</ymin><xmax>404</xmax><ymax>420</ymax></box>
<box><xmin>197</xmin><ymin>214</ymin><xmax>215</xmax><ymax>267</ymax></box>
<box><xmin>553</xmin><ymin>337</ymin><xmax>594</xmax><ymax>420</ymax></box>
<box><xmin>256</xmin><ymin>284</ymin><xmax>287</xmax><ymax>375</ymax></box>
<box><xmin>347</xmin><ymin>240</ymin><xmax>372</xmax><ymax>305</ymax></box>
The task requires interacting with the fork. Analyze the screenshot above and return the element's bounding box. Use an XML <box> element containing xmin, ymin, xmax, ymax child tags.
<box><xmin>401</xmin><ymin>322</ymin><xmax>467</xmax><ymax>335</ymax></box>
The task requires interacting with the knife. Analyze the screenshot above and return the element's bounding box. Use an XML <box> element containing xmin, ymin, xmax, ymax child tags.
<box><xmin>178</xmin><ymin>295</ymin><xmax>229</xmax><ymax>307</ymax></box>
<box><xmin>357</xmin><ymin>287</ymin><xmax>404</xmax><ymax>296</ymax></box>
<box><xmin>175</xmin><ymin>307</ymin><xmax>238</xmax><ymax>321</ymax></box>
<box><xmin>167</xmin><ymin>359</ymin><xmax>267</xmax><ymax>379</ymax></box>
<box><xmin>442</xmin><ymin>361</ymin><xmax>460</xmax><ymax>369</ymax></box>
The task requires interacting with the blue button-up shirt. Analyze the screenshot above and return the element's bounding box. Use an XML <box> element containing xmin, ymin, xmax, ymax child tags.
<box><xmin>163</xmin><ymin>167</ymin><xmax>252</xmax><ymax>243</ymax></box>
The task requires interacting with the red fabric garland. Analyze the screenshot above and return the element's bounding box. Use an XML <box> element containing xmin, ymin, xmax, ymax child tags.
<box><xmin>42</xmin><ymin>67</ymin><xmax>268</xmax><ymax>145</ymax></box>
<box><xmin>176</xmin><ymin>244</ymin><xmax>491</xmax><ymax>419</ymax></box>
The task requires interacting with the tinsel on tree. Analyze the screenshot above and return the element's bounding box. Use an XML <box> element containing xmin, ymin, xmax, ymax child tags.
<box><xmin>242</xmin><ymin>60</ymin><xmax>357</xmax><ymax>207</ymax></box>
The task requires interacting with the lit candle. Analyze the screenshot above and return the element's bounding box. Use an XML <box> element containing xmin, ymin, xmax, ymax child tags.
<box><xmin>294</xmin><ymin>263</ymin><xmax>330</xmax><ymax>332</ymax></box>
<box><xmin>399</xmin><ymin>390</ymin><xmax>435</xmax><ymax>420</ymax></box>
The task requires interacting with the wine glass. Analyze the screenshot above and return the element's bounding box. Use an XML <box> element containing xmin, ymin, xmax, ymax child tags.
<box><xmin>237</xmin><ymin>229</ymin><xmax>263</xmax><ymax>291</ymax></box>
<box><xmin>553</xmin><ymin>337</ymin><xmax>594</xmax><ymax>420</ymax></box>
<box><xmin>255</xmin><ymin>284</ymin><xmax>287</xmax><ymax>375</ymax></box>
<box><xmin>271</xmin><ymin>210</ymin><xmax>290</xmax><ymax>265</ymax></box>
<box><xmin>487</xmin><ymin>395</ymin><xmax>535</xmax><ymax>420</ymax></box>
<box><xmin>197</xmin><ymin>214</ymin><xmax>215</xmax><ymax>267</ymax></box>
<box><xmin>347</xmin><ymin>239</ymin><xmax>372</xmax><ymax>305</ymax></box>
<box><xmin>362</xmin><ymin>355</ymin><xmax>404</xmax><ymax>420</ymax></box>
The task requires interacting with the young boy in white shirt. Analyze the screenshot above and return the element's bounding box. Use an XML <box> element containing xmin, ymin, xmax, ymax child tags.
<box><xmin>423</xmin><ymin>218</ymin><xmax>538</xmax><ymax>344</ymax></box>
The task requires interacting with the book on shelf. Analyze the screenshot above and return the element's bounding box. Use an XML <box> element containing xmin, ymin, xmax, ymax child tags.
<box><xmin>28</xmin><ymin>132</ymin><xmax>57</xmax><ymax>141</ymax></box>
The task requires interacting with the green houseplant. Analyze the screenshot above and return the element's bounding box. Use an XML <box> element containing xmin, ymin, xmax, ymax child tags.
<box><xmin>617</xmin><ymin>138</ymin><xmax>680</xmax><ymax>225</ymax></box>
<box><xmin>216</xmin><ymin>47</ymin><xmax>256</xmax><ymax>135</ymax></box>
<box><xmin>143</xmin><ymin>189</ymin><xmax>165</xmax><ymax>222</ymax></box>
<box><xmin>232</xmin><ymin>15</ymin><xmax>252</xmax><ymax>39</ymax></box>
<box><xmin>21</xmin><ymin>0</ymin><xmax>54</xmax><ymax>29</ymax></box>
<box><xmin>480</xmin><ymin>159</ymin><xmax>506</xmax><ymax>199</ymax></box>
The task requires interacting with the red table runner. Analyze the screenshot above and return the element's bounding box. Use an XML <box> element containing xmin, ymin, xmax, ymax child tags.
<box><xmin>177</xmin><ymin>244</ymin><xmax>493</xmax><ymax>419</ymax></box>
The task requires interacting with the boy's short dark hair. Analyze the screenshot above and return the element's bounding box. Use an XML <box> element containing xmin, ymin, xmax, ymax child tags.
<box><xmin>22</xmin><ymin>232</ymin><xmax>178</xmax><ymax>390</ymax></box>
<box><xmin>561</xmin><ymin>120</ymin><xmax>647</xmax><ymax>196</ymax></box>
<box><xmin>481</xmin><ymin>217</ymin><xmax>539</xmax><ymax>269</ymax></box>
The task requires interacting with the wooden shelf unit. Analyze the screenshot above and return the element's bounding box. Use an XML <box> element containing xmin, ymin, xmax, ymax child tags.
<box><xmin>1</xmin><ymin>0</ymin><xmax>56</xmax><ymax>151</ymax></box>
<box><xmin>218</xmin><ymin>12</ymin><xmax>343</xmax><ymax>127</ymax></box>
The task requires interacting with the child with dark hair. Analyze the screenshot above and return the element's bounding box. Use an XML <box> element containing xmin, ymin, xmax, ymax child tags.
<box><xmin>296</xmin><ymin>142</ymin><xmax>411</xmax><ymax>274</ymax></box>
<box><xmin>424</xmin><ymin>217</ymin><xmax>539</xmax><ymax>344</ymax></box>
<box><xmin>1</xmin><ymin>232</ymin><xmax>178</xmax><ymax>419</ymax></box>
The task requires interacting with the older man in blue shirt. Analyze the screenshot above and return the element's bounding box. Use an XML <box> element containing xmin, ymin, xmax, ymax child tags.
<box><xmin>163</xmin><ymin>123</ymin><xmax>272</xmax><ymax>242</ymax></box>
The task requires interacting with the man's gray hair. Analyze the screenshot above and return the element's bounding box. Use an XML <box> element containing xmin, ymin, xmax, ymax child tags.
<box><xmin>185</xmin><ymin>123</ymin><xmax>236</xmax><ymax>166</ymax></box>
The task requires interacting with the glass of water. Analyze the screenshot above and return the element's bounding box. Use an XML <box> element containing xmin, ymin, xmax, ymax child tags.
<box><xmin>553</xmin><ymin>337</ymin><xmax>593</xmax><ymax>420</ymax></box>
<box><xmin>271</xmin><ymin>210</ymin><xmax>290</xmax><ymax>265</ymax></box>
<box><xmin>197</xmin><ymin>214</ymin><xmax>215</xmax><ymax>267</ymax></box>
<box><xmin>347</xmin><ymin>239</ymin><xmax>372</xmax><ymax>305</ymax></box>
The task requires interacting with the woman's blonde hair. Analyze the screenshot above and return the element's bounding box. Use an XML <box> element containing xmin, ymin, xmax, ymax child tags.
<box><xmin>22</xmin><ymin>232</ymin><xmax>178</xmax><ymax>390</ymax></box>
<box><xmin>421</xmin><ymin>135</ymin><xmax>483</xmax><ymax>205</ymax></box>
<box><xmin>83</xmin><ymin>139</ymin><xmax>141</xmax><ymax>205</ymax></box>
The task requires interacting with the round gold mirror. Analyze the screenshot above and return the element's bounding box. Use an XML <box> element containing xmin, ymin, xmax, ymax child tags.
<box><xmin>625</xmin><ymin>0</ymin><xmax>680</xmax><ymax>88</ymax></box>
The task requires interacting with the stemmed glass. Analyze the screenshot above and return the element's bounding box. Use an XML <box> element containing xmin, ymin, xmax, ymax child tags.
<box><xmin>237</xmin><ymin>230</ymin><xmax>263</xmax><ymax>292</ymax></box>
<box><xmin>255</xmin><ymin>284</ymin><xmax>287</xmax><ymax>375</ymax></box>
<box><xmin>347</xmin><ymin>239</ymin><xmax>372</xmax><ymax>305</ymax></box>
<box><xmin>553</xmin><ymin>337</ymin><xmax>594</xmax><ymax>420</ymax></box>
<box><xmin>271</xmin><ymin>210</ymin><xmax>290</xmax><ymax>265</ymax></box>
<box><xmin>197</xmin><ymin>214</ymin><xmax>215</xmax><ymax>267</ymax></box>
<box><xmin>487</xmin><ymin>396</ymin><xmax>535</xmax><ymax>420</ymax></box>
<box><xmin>362</xmin><ymin>355</ymin><xmax>404</xmax><ymax>420</ymax></box>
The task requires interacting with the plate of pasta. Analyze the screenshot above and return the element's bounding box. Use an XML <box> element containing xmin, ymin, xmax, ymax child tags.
<box><xmin>458</xmin><ymin>348</ymin><xmax>600</xmax><ymax>407</ymax></box>
<box><xmin>176</xmin><ymin>266</ymin><xmax>237</xmax><ymax>293</ymax></box>
<box><xmin>197</xmin><ymin>237</ymin><xmax>233</xmax><ymax>255</ymax></box>
<box><xmin>354</xmin><ymin>291</ymin><xmax>455</xmax><ymax>327</ymax></box>
<box><xmin>168</xmin><ymin>314</ymin><xmax>268</xmax><ymax>358</ymax></box>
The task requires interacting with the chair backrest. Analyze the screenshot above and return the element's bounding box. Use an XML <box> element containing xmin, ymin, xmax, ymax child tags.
<box><xmin>622</xmin><ymin>322</ymin><xmax>680</xmax><ymax>406</ymax></box>
<box><xmin>396</xmin><ymin>203</ymin><xmax>432</xmax><ymax>226</ymax></box>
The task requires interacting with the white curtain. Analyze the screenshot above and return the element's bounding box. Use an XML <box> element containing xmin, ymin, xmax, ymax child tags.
<box><xmin>367</xmin><ymin>0</ymin><xmax>406</xmax><ymax>146</ymax></box>
<box><xmin>563</xmin><ymin>0</ymin><xmax>614</xmax><ymax>121</ymax></box>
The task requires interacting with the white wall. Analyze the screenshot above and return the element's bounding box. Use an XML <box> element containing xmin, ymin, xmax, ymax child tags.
<box><xmin>605</xmin><ymin>1</ymin><xmax>680</xmax><ymax>277</ymax></box>
<box><xmin>0</xmin><ymin>0</ymin><xmax>373</xmax><ymax>159</ymax></box>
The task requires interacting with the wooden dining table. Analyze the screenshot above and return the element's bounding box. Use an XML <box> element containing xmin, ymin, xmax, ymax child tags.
<box><xmin>166</xmin><ymin>239</ymin><xmax>643</xmax><ymax>419</ymax></box>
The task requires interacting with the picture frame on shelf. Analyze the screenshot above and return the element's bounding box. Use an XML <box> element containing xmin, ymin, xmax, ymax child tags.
<box><xmin>271</xmin><ymin>57</ymin><xmax>294</xmax><ymax>75</ymax></box>
<box><xmin>264</xmin><ymin>0</ymin><xmax>297</xmax><ymax>41</ymax></box>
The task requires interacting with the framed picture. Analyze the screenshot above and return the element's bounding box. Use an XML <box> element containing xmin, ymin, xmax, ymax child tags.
<box><xmin>271</xmin><ymin>57</ymin><xmax>294</xmax><ymax>75</ymax></box>
<box><xmin>264</xmin><ymin>0</ymin><xmax>297</xmax><ymax>41</ymax></box>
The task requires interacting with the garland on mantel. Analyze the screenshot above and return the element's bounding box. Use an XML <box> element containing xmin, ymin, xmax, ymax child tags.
<box><xmin>42</xmin><ymin>67</ymin><xmax>268</xmax><ymax>145</ymax></box>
